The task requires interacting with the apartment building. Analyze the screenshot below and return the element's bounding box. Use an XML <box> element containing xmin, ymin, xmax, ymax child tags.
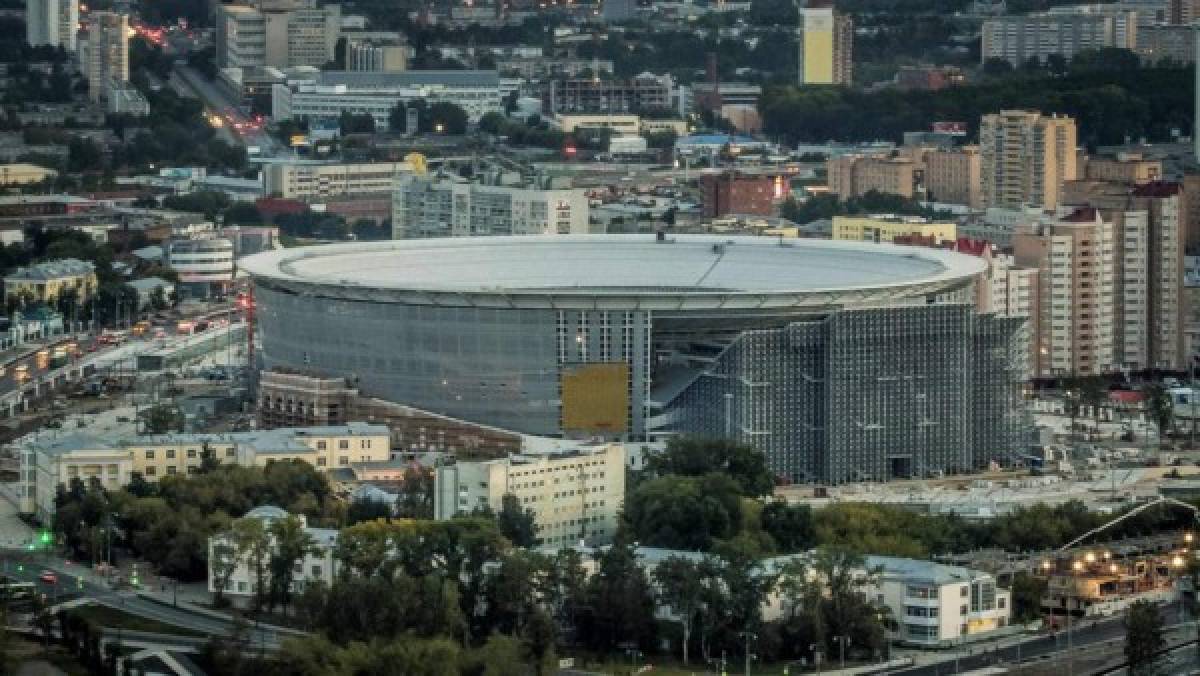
<box><xmin>832</xmin><ymin>215</ymin><xmax>956</xmax><ymax>243</ymax></box>
<box><xmin>1137</xmin><ymin>24</ymin><xmax>1195</xmax><ymax>63</ymax></box>
<box><xmin>272</xmin><ymin>70</ymin><xmax>501</xmax><ymax>127</ymax></box>
<box><xmin>827</xmin><ymin>154</ymin><xmax>920</xmax><ymax>199</ymax></box>
<box><xmin>892</xmin><ymin>235</ymin><xmax>1037</xmax><ymax>323</ymax></box>
<box><xmin>546</xmin><ymin>74</ymin><xmax>674</xmax><ymax>114</ymax></box>
<box><xmin>981</xmin><ymin>10</ymin><xmax>1137</xmax><ymax>66</ymax></box>
<box><xmin>1063</xmin><ymin>179</ymin><xmax>1186</xmax><ymax>372</ymax></box>
<box><xmin>797</xmin><ymin>3</ymin><xmax>853</xmax><ymax>85</ymax></box>
<box><xmin>1013</xmin><ymin>207</ymin><xmax>1116</xmax><ymax>378</ymax></box>
<box><xmin>26</xmin><ymin>0</ymin><xmax>79</xmax><ymax>52</ymax></box>
<box><xmin>392</xmin><ymin>175</ymin><xmax>590</xmax><ymax>239</ymax></box>
<box><xmin>83</xmin><ymin>12</ymin><xmax>129</xmax><ymax>103</ymax></box>
<box><xmin>434</xmin><ymin>442</ymin><xmax>626</xmax><ymax>546</ymax></box>
<box><xmin>4</xmin><ymin>258</ymin><xmax>97</xmax><ymax>304</ymax></box>
<box><xmin>262</xmin><ymin>161</ymin><xmax>412</xmax><ymax>199</ymax></box>
<box><xmin>217</xmin><ymin>2</ymin><xmax>340</xmax><ymax>70</ymax></box>
<box><xmin>19</xmin><ymin>423</ymin><xmax>392</xmax><ymax>517</ymax></box>
<box><xmin>980</xmin><ymin>110</ymin><xmax>1078</xmax><ymax>211</ymax></box>
<box><xmin>925</xmin><ymin>145</ymin><xmax>983</xmax><ymax>209</ymax></box>
<box><xmin>208</xmin><ymin>506</ymin><xmax>338</xmax><ymax>601</ymax></box>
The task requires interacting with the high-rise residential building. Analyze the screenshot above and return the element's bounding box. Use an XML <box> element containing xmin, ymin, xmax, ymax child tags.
<box><xmin>826</xmin><ymin>154</ymin><xmax>919</xmax><ymax>199</ymax></box>
<box><xmin>981</xmin><ymin>9</ymin><xmax>1137</xmax><ymax>67</ymax></box>
<box><xmin>26</xmin><ymin>0</ymin><xmax>79</xmax><ymax>51</ymax></box>
<box><xmin>433</xmin><ymin>442</ymin><xmax>626</xmax><ymax>546</ymax></box>
<box><xmin>925</xmin><ymin>145</ymin><xmax>983</xmax><ymax>208</ymax></box>
<box><xmin>217</xmin><ymin>1</ymin><xmax>340</xmax><ymax>70</ymax></box>
<box><xmin>797</xmin><ymin>2</ymin><xmax>853</xmax><ymax>85</ymax></box>
<box><xmin>1062</xmin><ymin>179</ymin><xmax>1186</xmax><ymax>372</ymax></box>
<box><xmin>1013</xmin><ymin>207</ymin><xmax>1116</xmax><ymax>378</ymax></box>
<box><xmin>82</xmin><ymin>12</ymin><xmax>129</xmax><ymax>103</ymax></box>
<box><xmin>981</xmin><ymin>110</ymin><xmax>1078</xmax><ymax>211</ymax></box>
<box><xmin>1136</xmin><ymin>24</ymin><xmax>1195</xmax><ymax>64</ymax></box>
<box><xmin>392</xmin><ymin>175</ymin><xmax>590</xmax><ymax>239</ymax></box>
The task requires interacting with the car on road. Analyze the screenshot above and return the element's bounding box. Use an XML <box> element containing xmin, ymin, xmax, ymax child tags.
<box><xmin>38</xmin><ymin>571</ymin><xmax>57</xmax><ymax>584</ymax></box>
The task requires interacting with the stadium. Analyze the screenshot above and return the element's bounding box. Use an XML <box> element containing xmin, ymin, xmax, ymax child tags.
<box><xmin>241</xmin><ymin>235</ymin><xmax>1028</xmax><ymax>483</ymax></box>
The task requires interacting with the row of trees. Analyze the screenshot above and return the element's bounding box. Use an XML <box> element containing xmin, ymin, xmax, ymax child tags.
<box><xmin>761</xmin><ymin>50</ymin><xmax>1191</xmax><ymax>147</ymax></box>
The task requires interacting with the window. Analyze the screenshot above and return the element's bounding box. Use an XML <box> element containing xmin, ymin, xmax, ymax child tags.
<box><xmin>311</xmin><ymin>565</ymin><xmax>322</xmax><ymax>577</ymax></box>
<box><xmin>166</xmin><ymin>449</ymin><xmax>176</xmax><ymax>459</ymax></box>
<box><xmin>145</xmin><ymin>450</ymin><xmax>155</xmax><ymax>460</ymax></box>
<box><xmin>339</xmin><ymin>440</ymin><xmax>349</xmax><ymax>450</ymax></box>
<box><xmin>339</xmin><ymin>456</ymin><xmax>348</xmax><ymax>466</ymax></box>
<box><xmin>317</xmin><ymin>457</ymin><xmax>327</xmax><ymax>467</ymax></box>
<box><xmin>145</xmin><ymin>466</ymin><xmax>156</xmax><ymax>476</ymax></box>
<box><xmin>167</xmin><ymin>466</ymin><xmax>177</xmax><ymax>475</ymax></box>
<box><xmin>226</xmin><ymin>447</ymin><xmax>236</xmax><ymax>458</ymax></box>
<box><xmin>187</xmin><ymin>449</ymin><xmax>197</xmax><ymax>459</ymax></box>
<box><xmin>317</xmin><ymin>441</ymin><xmax>327</xmax><ymax>450</ymax></box>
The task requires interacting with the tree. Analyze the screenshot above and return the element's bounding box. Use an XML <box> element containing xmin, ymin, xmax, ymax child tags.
<box><xmin>268</xmin><ymin>514</ymin><xmax>317</xmax><ymax>615</ymax></box>
<box><xmin>346</xmin><ymin>496</ymin><xmax>393</xmax><ymax>524</ymax></box>
<box><xmin>1008</xmin><ymin>572</ymin><xmax>1046</xmax><ymax>623</ymax></box>
<box><xmin>622</xmin><ymin>473</ymin><xmax>744</xmax><ymax>550</ymax></box>
<box><xmin>1125</xmin><ymin>600</ymin><xmax>1164</xmax><ymax>674</ymax></box>
<box><xmin>230</xmin><ymin>517</ymin><xmax>271</xmax><ymax>611</ymax></box>
<box><xmin>422</xmin><ymin>102</ymin><xmax>469</xmax><ymax>135</ymax></box>
<box><xmin>210</xmin><ymin>537</ymin><xmax>241</xmax><ymax>606</ymax></box>
<box><xmin>577</xmin><ymin>536</ymin><xmax>657</xmax><ymax>652</ymax></box>
<box><xmin>653</xmin><ymin>556</ymin><xmax>707</xmax><ymax>665</ymax></box>
<box><xmin>141</xmin><ymin>404</ymin><xmax>183</xmax><ymax>434</ymax></box>
<box><xmin>496</xmin><ymin>493</ymin><xmax>537</xmax><ymax>548</ymax></box>
<box><xmin>646</xmin><ymin>437</ymin><xmax>775</xmax><ymax>496</ymax></box>
<box><xmin>1145</xmin><ymin>384</ymin><xmax>1174</xmax><ymax>446</ymax></box>
<box><xmin>761</xmin><ymin>500</ymin><xmax>815</xmax><ymax>552</ymax></box>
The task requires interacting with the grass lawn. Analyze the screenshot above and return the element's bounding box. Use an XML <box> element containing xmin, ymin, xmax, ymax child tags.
<box><xmin>69</xmin><ymin>604</ymin><xmax>207</xmax><ymax>638</ymax></box>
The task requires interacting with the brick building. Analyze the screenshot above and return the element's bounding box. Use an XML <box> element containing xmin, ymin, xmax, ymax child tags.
<box><xmin>700</xmin><ymin>171</ymin><xmax>776</xmax><ymax>218</ymax></box>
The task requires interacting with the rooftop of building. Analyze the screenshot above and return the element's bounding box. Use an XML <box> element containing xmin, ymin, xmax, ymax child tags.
<box><xmin>122</xmin><ymin>422</ymin><xmax>390</xmax><ymax>447</ymax></box>
<box><xmin>35</xmin><ymin>434</ymin><xmax>120</xmax><ymax>457</ymax></box>
<box><xmin>311</xmin><ymin>70</ymin><xmax>500</xmax><ymax>88</ymax></box>
<box><xmin>240</xmin><ymin>235</ymin><xmax>987</xmax><ymax>305</ymax></box>
<box><xmin>863</xmin><ymin>555</ymin><xmax>991</xmax><ymax>585</ymax></box>
<box><xmin>5</xmin><ymin>258</ymin><xmax>96</xmax><ymax>281</ymax></box>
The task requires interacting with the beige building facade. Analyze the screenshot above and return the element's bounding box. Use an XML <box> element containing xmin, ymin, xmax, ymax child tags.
<box><xmin>981</xmin><ymin>110</ymin><xmax>1078</xmax><ymax>211</ymax></box>
<box><xmin>925</xmin><ymin>146</ymin><xmax>983</xmax><ymax>208</ymax></box>
<box><xmin>83</xmin><ymin>12</ymin><xmax>129</xmax><ymax>103</ymax></box>
<box><xmin>1013</xmin><ymin>207</ymin><xmax>1116</xmax><ymax>378</ymax></box>
<box><xmin>434</xmin><ymin>442</ymin><xmax>625</xmax><ymax>547</ymax></box>
<box><xmin>827</xmin><ymin>154</ymin><xmax>919</xmax><ymax>199</ymax></box>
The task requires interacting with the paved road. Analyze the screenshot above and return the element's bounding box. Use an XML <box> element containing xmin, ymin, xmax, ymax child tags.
<box><xmin>172</xmin><ymin>66</ymin><xmax>284</xmax><ymax>156</ymax></box>
<box><xmin>891</xmin><ymin>606</ymin><xmax>1183</xmax><ymax>676</ymax></box>
<box><xmin>0</xmin><ymin>555</ymin><xmax>292</xmax><ymax>650</ymax></box>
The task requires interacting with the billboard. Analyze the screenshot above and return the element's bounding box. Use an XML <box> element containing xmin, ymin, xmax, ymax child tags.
<box><xmin>560</xmin><ymin>363</ymin><xmax>629</xmax><ymax>434</ymax></box>
<box><xmin>932</xmin><ymin>121</ymin><xmax>968</xmax><ymax>136</ymax></box>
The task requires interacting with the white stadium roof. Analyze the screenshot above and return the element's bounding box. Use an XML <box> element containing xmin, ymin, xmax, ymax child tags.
<box><xmin>241</xmin><ymin>235</ymin><xmax>986</xmax><ymax>311</ymax></box>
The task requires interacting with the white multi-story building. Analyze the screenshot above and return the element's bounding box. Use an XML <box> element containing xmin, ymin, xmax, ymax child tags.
<box><xmin>434</xmin><ymin>442</ymin><xmax>625</xmax><ymax>546</ymax></box>
<box><xmin>166</xmin><ymin>238</ymin><xmax>235</xmax><ymax>296</ymax></box>
<box><xmin>272</xmin><ymin>70</ymin><xmax>502</xmax><ymax>128</ymax></box>
<box><xmin>26</xmin><ymin>0</ymin><xmax>79</xmax><ymax>51</ymax></box>
<box><xmin>263</xmin><ymin>160</ymin><xmax>412</xmax><ymax>199</ymax></box>
<box><xmin>207</xmin><ymin>506</ymin><xmax>338</xmax><ymax>601</ymax></box>
<box><xmin>867</xmin><ymin>556</ymin><xmax>1011</xmax><ymax>646</ymax></box>
<box><xmin>982</xmin><ymin>9</ymin><xmax>1138</xmax><ymax>66</ymax></box>
<box><xmin>107</xmin><ymin>83</ymin><xmax>151</xmax><ymax>116</ymax></box>
<box><xmin>83</xmin><ymin>12</ymin><xmax>129</xmax><ymax>103</ymax></box>
<box><xmin>217</xmin><ymin>2</ymin><xmax>340</xmax><ymax>70</ymax></box>
<box><xmin>392</xmin><ymin>174</ymin><xmax>590</xmax><ymax>239</ymax></box>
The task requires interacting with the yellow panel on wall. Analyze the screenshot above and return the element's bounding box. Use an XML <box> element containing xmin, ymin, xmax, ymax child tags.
<box><xmin>561</xmin><ymin>363</ymin><xmax>629</xmax><ymax>434</ymax></box>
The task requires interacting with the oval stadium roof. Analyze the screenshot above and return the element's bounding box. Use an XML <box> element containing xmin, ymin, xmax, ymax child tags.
<box><xmin>241</xmin><ymin>235</ymin><xmax>987</xmax><ymax>311</ymax></box>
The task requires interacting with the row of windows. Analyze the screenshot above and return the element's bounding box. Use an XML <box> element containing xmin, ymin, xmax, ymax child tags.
<box><xmin>143</xmin><ymin>447</ymin><xmax>236</xmax><ymax>460</ymax></box>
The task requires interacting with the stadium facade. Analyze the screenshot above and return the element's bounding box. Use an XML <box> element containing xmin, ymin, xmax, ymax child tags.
<box><xmin>241</xmin><ymin>235</ymin><xmax>1029</xmax><ymax>483</ymax></box>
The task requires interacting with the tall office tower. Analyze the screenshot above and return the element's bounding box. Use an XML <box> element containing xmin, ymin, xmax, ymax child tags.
<box><xmin>83</xmin><ymin>12</ymin><xmax>129</xmax><ymax>103</ymax></box>
<box><xmin>217</xmin><ymin>2</ymin><xmax>340</xmax><ymax>70</ymax></box>
<box><xmin>796</xmin><ymin>1</ymin><xmax>853</xmax><ymax>85</ymax></box>
<box><xmin>26</xmin><ymin>0</ymin><xmax>79</xmax><ymax>51</ymax></box>
<box><xmin>980</xmin><ymin>110</ymin><xmax>1078</xmax><ymax>211</ymax></box>
<box><xmin>1013</xmin><ymin>207</ymin><xmax>1116</xmax><ymax>378</ymax></box>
